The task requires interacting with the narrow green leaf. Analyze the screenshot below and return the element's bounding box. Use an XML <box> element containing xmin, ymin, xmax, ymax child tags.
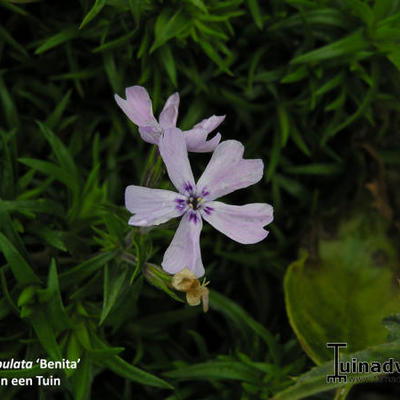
<box><xmin>0</xmin><ymin>298</ymin><xmax>11</xmax><ymax>320</ymax></box>
<box><xmin>0</xmin><ymin>24</ymin><xmax>29</xmax><ymax>57</ymax></box>
<box><xmin>269</xmin><ymin>8</ymin><xmax>348</xmax><ymax>31</ymax></box>
<box><xmin>0</xmin><ymin>208</ymin><xmax>27</xmax><ymax>257</ymax></box>
<box><xmin>266</xmin><ymin>131</ymin><xmax>280</xmax><ymax>181</ymax></box>
<box><xmin>99</xmin><ymin>264</ymin><xmax>128</xmax><ymax>325</ymax></box>
<box><xmin>18</xmin><ymin>158</ymin><xmax>76</xmax><ymax>191</ymax></box>
<box><xmin>0</xmin><ymin>199</ymin><xmax>64</xmax><ymax>217</ymax></box>
<box><xmin>17</xmin><ymin>286</ymin><xmax>37</xmax><ymax>307</ymax></box>
<box><xmin>50</xmin><ymin>69</ymin><xmax>100</xmax><ymax>81</ymax></box>
<box><xmin>254</xmin><ymin>68</ymin><xmax>283</xmax><ymax>84</ymax></box>
<box><xmin>47</xmin><ymin>259</ymin><xmax>71</xmax><ymax>331</ymax></box>
<box><xmin>17</xmin><ymin>177</ymin><xmax>53</xmax><ymax>200</ymax></box>
<box><xmin>35</xmin><ymin>27</ymin><xmax>79</xmax><ymax>55</ymax></box>
<box><xmin>277</xmin><ymin>104</ymin><xmax>290</xmax><ymax>147</ymax></box>
<box><xmin>30</xmin><ymin>226</ymin><xmax>67</xmax><ymax>251</ymax></box>
<box><xmin>324</xmin><ymin>86</ymin><xmax>346</xmax><ymax>111</ymax></box>
<box><xmin>0</xmin><ymin>366</ymin><xmax>46</xmax><ymax>379</ymax></box>
<box><xmin>322</xmin><ymin>75</ymin><xmax>376</xmax><ymax>143</ymax></box>
<box><xmin>187</xmin><ymin>0</ymin><xmax>208</xmax><ymax>12</ymax></box>
<box><xmin>247</xmin><ymin>0</ymin><xmax>265</xmax><ymax>29</ymax></box>
<box><xmin>274</xmin><ymin>174</ymin><xmax>307</xmax><ymax>199</ymax></box>
<box><xmin>0</xmin><ymin>130</ymin><xmax>16</xmax><ymax>198</ymax></box>
<box><xmin>30</xmin><ymin>308</ymin><xmax>62</xmax><ymax>360</ymax></box>
<box><xmin>373</xmin><ymin>0</ymin><xmax>399</xmax><ymax>22</ymax></box>
<box><xmin>284</xmin><ymin>163</ymin><xmax>343</xmax><ymax>175</ymax></box>
<box><xmin>290</xmin><ymin>126</ymin><xmax>311</xmax><ymax>156</ymax></box>
<box><xmin>102</xmin><ymin>354</ymin><xmax>173</xmax><ymax>389</ymax></box>
<box><xmin>0</xmin><ymin>269</ymin><xmax>19</xmax><ymax>315</ymax></box>
<box><xmin>291</xmin><ymin>30</ymin><xmax>369</xmax><ymax>64</ymax></box>
<box><xmin>0</xmin><ymin>233</ymin><xmax>40</xmax><ymax>285</ymax></box>
<box><xmin>45</xmin><ymin>90</ymin><xmax>72</xmax><ymax>129</ymax></box>
<box><xmin>79</xmin><ymin>0</ymin><xmax>106</xmax><ymax>29</ymax></box>
<box><xmin>103</xmin><ymin>52</ymin><xmax>121</xmax><ymax>93</ymax></box>
<box><xmin>377</xmin><ymin>43</ymin><xmax>400</xmax><ymax>71</ymax></box>
<box><xmin>60</xmin><ymin>251</ymin><xmax>117</xmax><ymax>288</ymax></box>
<box><xmin>200</xmin><ymin>40</ymin><xmax>233</xmax><ymax>73</ymax></box>
<box><xmin>165</xmin><ymin>360</ymin><xmax>260</xmax><ymax>382</ymax></box>
<box><xmin>92</xmin><ymin>29</ymin><xmax>137</xmax><ymax>53</ymax></box>
<box><xmin>74</xmin><ymin>321</ymin><xmax>92</xmax><ymax>350</ymax></box>
<box><xmin>72</xmin><ymin>352</ymin><xmax>92</xmax><ymax>400</ymax></box>
<box><xmin>0</xmin><ymin>76</ymin><xmax>19</xmax><ymax>129</ymax></box>
<box><xmin>37</xmin><ymin>121</ymin><xmax>78</xmax><ymax>178</ymax></box>
<box><xmin>0</xmin><ymin>0</ymin><xmax>29</xmax><ymax>16</ymax></box>
<box><xmin>150</xmin><ymin>8</ymin><xmax>189</xmax><ymax>53</ymax></box>
<box><xmin>280</xmin><ymin>65</ymin><xmax>308</xmax><ymax>83</ymax></box>
<box><xmin>210</xmin><ymin>290</ymin><xmax>280</xmax><ymax>364</ymax></box>
<box><xmin>193</xmin><ymin>20</ymin><xmax>229</xmax><ymax>40</ymax></box>
<box><xmin>247</xmin><ymin>48</ymin><xmax>266</xmax><ymax>90</ymax></box>
<box><xmin>159</xmin><ymin>45</ymin><xmax>177</xmax><ymax>87</ymax></box>
<box><xmin>314</xmin><ymin>72</ymin><xmax>344</xmax><ymax>97</ymax></box>
<box><xmin>342</xmin><ymin>0</ymin><xmax>373</xmax><ymax>26</ymax></box>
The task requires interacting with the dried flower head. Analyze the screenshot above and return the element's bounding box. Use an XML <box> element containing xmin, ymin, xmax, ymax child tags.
<box><xmin>171</xmin><ymin>267</ymin><xmax>209</xmax><ymax>312</ymax></box>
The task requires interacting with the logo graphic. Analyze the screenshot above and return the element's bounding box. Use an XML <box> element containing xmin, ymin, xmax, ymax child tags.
<box><xmin>326</xmin><ymin>342</ymin><xmax>400</xmax><ymax>384</ymax></box>
<box><xmin>326</xmin><ymin>343</ymin><xmax>347</xmax><ymax>383</ymax></box>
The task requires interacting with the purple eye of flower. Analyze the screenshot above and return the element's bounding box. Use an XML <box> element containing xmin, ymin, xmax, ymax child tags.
<box><xmin>188</xmin><ymin>212</ymin><xmax>199</xmax><ymax>224</ymax></box>
<box><xmin>187</xmin><ymin>196</ymin><xmax>202</xmax><ymax>210</ymax></box>
<box><xmin>175</xmin><ymin>198</ymin><xmax>186</xmax><ymax>212</ymax></box>
<box><xmin>184</xmin><ymin>182</ymin><xmax>194</xmax><ymax>193</ymax></box>
<box><xmin>203</xmin><ymin>206</ymin><xmax>214</xmax><ymax>215</ymax></box>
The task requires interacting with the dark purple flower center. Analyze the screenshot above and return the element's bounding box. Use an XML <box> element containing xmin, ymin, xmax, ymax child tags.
<box><xmin>187</xmin><ymin>196</ymin><xmax>202</xmax><ymax>210</ymax></box>
<box><xmin>175</xmin><ymin>183</ymin><xmax>214</xmax><ymax>222</ymax></box>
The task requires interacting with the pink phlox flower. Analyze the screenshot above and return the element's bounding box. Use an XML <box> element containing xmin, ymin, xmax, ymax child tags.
<box><xmin>115</xmin><ymin>86</ymin><xmax>224</xmax><ymax>152</ymax></box>
<box><xmin>125</xmin><ymin>128</ymin><xmax>274</xmax><ymax>277</ymax></box>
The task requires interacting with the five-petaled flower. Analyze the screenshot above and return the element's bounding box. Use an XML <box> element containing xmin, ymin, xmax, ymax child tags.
<box><xmin>115</xmin><ymin>85</ymin><xmax>224</xmax><ymax>152</ymax></box>
<box><xmin>125</xmin><ymin>127</ymin><xmax>273</xmax><ymax>277</ymax></box>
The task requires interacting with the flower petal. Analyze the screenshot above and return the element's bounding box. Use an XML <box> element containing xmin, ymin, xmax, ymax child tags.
<box><xmin>138</xmin><ymin>126</ymin><xmax>160</xmax><ymax>145</ymax></box>
<box><xmin>201</xmin><ymin>201</ymin><xmax>273</xmax><ymax>244</ymax></box>
<box><xmin>162</xmin><ymin>212</ymin><xmax>204</xmax><ymax>277</ymax></box>
<box><xmin>158</xmin><ymin>127</ymin><xmax>195</xmax><ymax>194</ymax></box>
<box><xmin>188</xmin><ymin>115</ymin><xmax>225</xmax><ymax>134</ymax></box>
<box><xmin>115</xmin><ymin>86</ymin><xmax>161</xmax><ymax>144</ymax></box>
<box><xmin>115</xmin><ymin>86</ymin><xmax>158</xmax><ymax>126</ymax></box>
<box><xmin>159</xmin><ymin>92</ymin><xmax>179</xmax><ymax>128</ymax></box>
<box><xmin>159</xmin><ymin>105</ymin><xmax>178</xmax><ymax>129</ymax></box>
<box><xmin>185</xmin><ymin>130</ymin><xmax>222</xmax><ymax>153</ymax></box>
<box><xmin>125</xmin><ymin>185</ymin><xmax>184</xmax><ymax>226</ymax></box>
<box><xmin>184</xmin><ymin>115</ymin><xmax>225</xmax><ymax>152</ymax></box>
<box><xmin>196</xmin><ymin>140</ymin><xmax>264</xmax><ymax>200</ymax></box>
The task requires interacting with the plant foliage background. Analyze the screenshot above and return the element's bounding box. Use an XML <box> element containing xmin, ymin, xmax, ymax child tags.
<box><xmin>1</xmin><ymin>0</ymin><xmax>400</xmax><ymax>399</ymax></box>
